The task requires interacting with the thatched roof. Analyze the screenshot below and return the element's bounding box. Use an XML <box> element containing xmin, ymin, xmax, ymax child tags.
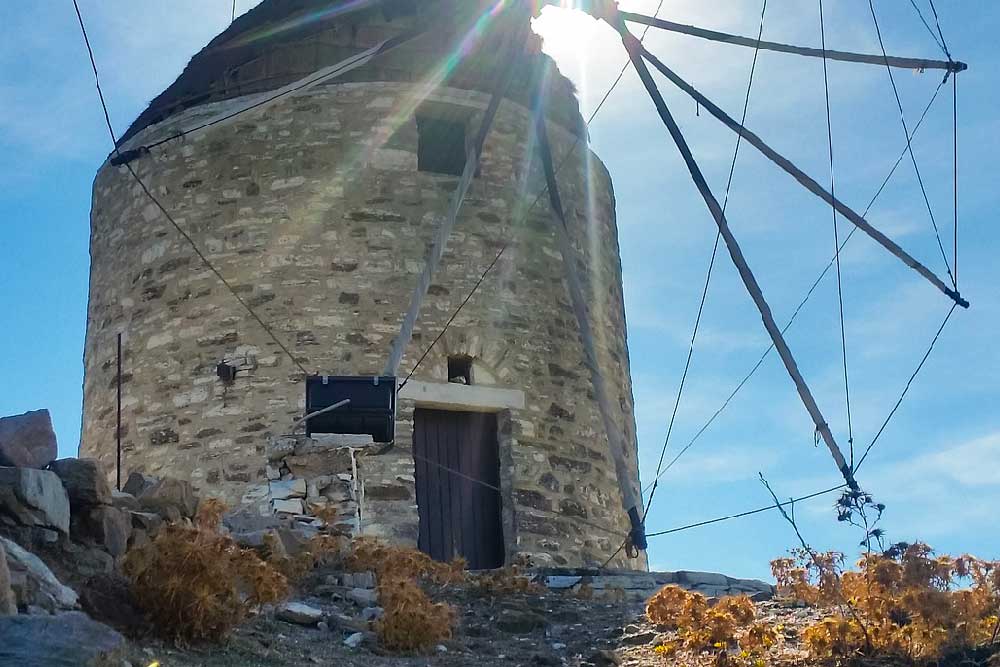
<box><xmin>120</xmin><ymin>0</ymin><xmax>583</xmax><ymax>144</ymax></box>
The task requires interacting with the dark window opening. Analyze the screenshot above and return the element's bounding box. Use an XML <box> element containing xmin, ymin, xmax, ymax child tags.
<box><xmin>417</xmin><ymin>115</ymin><xmax>467</xmax><ymax>176</ymax></box>
<box><xmin>448</xmin><ymin>355</ymin><xmax>472</xmax><ymax>385</ymax></box>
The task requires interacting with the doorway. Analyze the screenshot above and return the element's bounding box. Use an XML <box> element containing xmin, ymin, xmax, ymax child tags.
<box><xmin>413</xmin><ymin>409</ymin><xmax>504</xmax><ymax>569</ymax></box>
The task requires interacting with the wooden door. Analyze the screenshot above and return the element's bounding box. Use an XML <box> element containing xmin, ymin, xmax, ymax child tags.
<box><xmin>413</xmin><ymin>409</ymin><xmax>504</xmax><ymax>569</ymax></box>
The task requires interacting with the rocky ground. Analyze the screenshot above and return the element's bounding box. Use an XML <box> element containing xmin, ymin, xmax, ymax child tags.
<box><xmin>115</xmin><ymin>569</ymin><xmax>827</xmax><ymax>667</ymax></box>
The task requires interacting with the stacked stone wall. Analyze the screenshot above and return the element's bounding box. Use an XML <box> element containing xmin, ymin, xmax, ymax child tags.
<box><xmin>82</xmin><ymin>81</ymin><xmax>643</xmax><ymax>569</ymax></box>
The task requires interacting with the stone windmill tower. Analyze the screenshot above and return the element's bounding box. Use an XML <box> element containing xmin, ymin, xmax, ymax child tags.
<box><xmin>81</xmin><ymin>0</ymin><xmax>642</xmax><ymax>569</ymax></box>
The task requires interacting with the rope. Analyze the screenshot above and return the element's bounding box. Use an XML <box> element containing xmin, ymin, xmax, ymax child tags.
<box><xmin>643</xmin><ymin>0</ymin><xmax>768</xmax><ymax>520</ymax></box>
<box><xmin>397</xmin><ymin>246</ymin><xmax>506</xmax><ymax>393</ymax></box>
<box><xmin>869</xmin><ymin>0</ymin><xmax>955</xmax><ymax>288</ymax></box>
<box><xmin>907</xmin><ymin>0</ymin><xmax>949</xmax><ymax>58</ymax></box>
<box><xmin>926</xmin><ymin>0</ymin><xmax>952</xmax><ymax>60</ymax></box>
<box><xmin>639</xmin><ymin>77</ymin><xmax>948</xmax><ymax>497</ymax></box>
<box><xmin>818</xmin><ymin>0</ymin><xmax>854</xmax><ymax>468</ymax></box>
<box><xmin>72</xmin><ymin>0</ymin><xmax>310</xmax><ymax>377</ymax></box>
<box><xmin>624</xmin><ymin>20</ymin><xmax>860</xmax><ymax>491</ymax></box>
<box><xmin>646</xmin><ymin>485</ymin><xmax>846</xmax><ymax>539</ymax></box>
<box><xmin>645</xmin><ymin>297</ymin><xmax>956</xmax><ymax>539</ymax></box>
<box><xmin>400</xmin><ymin>0</ymin><xmax>667</xmax><ymax>383</ymax></box>
<box><xmin>854</xmin><ymin>302</ymin><xmax>957</xmax><ymax>472</ymax></box>
<box><xmin>599</xmin><ymin>537</ymin><xmax>630</xmax><ymax>570</ymax></box>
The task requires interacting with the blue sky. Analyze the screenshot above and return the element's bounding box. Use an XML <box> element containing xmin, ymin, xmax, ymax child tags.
<box><xmin>0</xmin><ymin>1</ymin><xmax>996</xmax><ymax>580</ymax></box>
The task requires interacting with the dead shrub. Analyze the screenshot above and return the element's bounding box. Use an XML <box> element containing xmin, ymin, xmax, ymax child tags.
<box><xmin>475</xmin><ymin>555</ymin><xmax>540</xmax><ymax>595</ymax></box>
<box><xmin>344</xmin><ymin>536</ymin><xmax>466</xmax><ymax>585</ymax></box>
<box><xmin>265</xmin><ymin>533</ymin><xmax>346</xmax><ymax>583</ymax></box>
<box><xmin>375</xmin><ymin>575</ymin><xmax>457</xmax><ymax>652</ymax></box>
<box><xmin>647</xmin><ymin>586</ymin><xmax>766</xmax><ymax>654</ymax></box>
<box><xmin>123</xmin><ymin>512</ymin><xmax>288</xmax><ymax>642</ymax></box>
<box><xmin>775</xmin><ymin>543</ymin><xmax>1000</xmax><ymax>661</ymax></box>
<box><xmin>647</xmin><ymin>585</ymin><xmax>691</xmax><ymax>629</ymax></box>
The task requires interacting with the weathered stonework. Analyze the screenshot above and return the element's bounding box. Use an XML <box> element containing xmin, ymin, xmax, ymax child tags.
<box><xmin>81</xmin><ymin>3</ymin><xmax>643</xmax><ymax>569</ymax></box>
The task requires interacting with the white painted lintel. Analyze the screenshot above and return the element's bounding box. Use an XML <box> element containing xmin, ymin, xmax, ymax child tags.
<box><xmin>398</xmin><ymin>380</ymin><xmax>524</xmax><ymax>413</ymax></box>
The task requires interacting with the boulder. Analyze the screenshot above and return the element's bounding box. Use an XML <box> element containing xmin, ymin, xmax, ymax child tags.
<box><xmin>276</xmin><ymin>601</ymin><xmax>324</xmax><ymax>626</ymax></box>
<box><xmin>78</xmin><ymin>572</ymin><xmax>145</xmax><ymax>637</ymax></box>
<box><xmin>121</xmin><ymin>471</ymin><xmax>158</xmax><ymax>498</ymax></box>
<box><xmin>0</xmin><ymin>541</ymin><xmax>16</xmax><ymax>615</ymax></box>
<box><xmin>49</xmin><ymin>458</ymin><xmax>112</xmax><ymax>509</ymax></box>
<box><xmin>71</xmin><ymin>506</ymin><xmax>132</xmax><ymax>558</ymax></box>
<box><xmin>136</xmin><ymin>477</ymin><xmax>198</xmax><ymax>519</ymax></box>
<box><xmin>0</xmin><ymin>536</ymin><xmax>78</xmax><ymax>611</ymax></box>
<box><xmin>497</xmin><ymin>607</ymin><xmax>548</xmax><ymax>634</ymax></box>
<box><xmin>110</xmin><ymin>490</ymin><xmax>139</xmax><ymax>511</ymax></box>
<box><xmin>347</xmin><ymin>587</ymin><xmax>378</xmax><ymax>607</ymax></box>
<box><xmin>0</xmin><ymin>409</ymin><xmax>57</xmax><ymax>469</ymax></box>
<box><xmin>0</xmin><ymin>467</ymin><xmax>70</xmax><ymax>534</ymax></box>
<box><xmin>129</xmin><ymin>511</ymin><xmax>162</xmax><ymax>534</ymax></box>
<box><xmin>0</xmin><ymin>611</ymin><xmax>124</xmax><ymax>666</ymax></box>
<box><xmin>60</xmin><ymin>541</ymin><xmax>115</xmax><ymax>579</ymax></box>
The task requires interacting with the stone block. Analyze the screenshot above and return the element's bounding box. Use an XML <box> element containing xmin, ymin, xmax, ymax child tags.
<box><xmin>272</xmin><ymin>498</ymin><xmax>304</xmax><ymax>515</ymax></box>
<box><xmin>0</xmin><ymin>409</ymin><xmax>57</xmax><ymax>469</ymax></box>
<box><xmin>0</xmin><ymin>467</ymin><xmax>70</xmax><ymax>534</ymax></box>
<box><xmin>266</xmin><ymin>436</ymin><xmax>298</xmax><ymax>462</ymax></box>
<box><xmin>342</xmin><ymin>571</ymin><xmax>375</xmax><ymax>589</ymax></box>
<box><xmin>284</xmin><ymin>449</ymin><xmax>353</xmax><ymax>478</ymax></box>
<box><xmin>50</xmin><ymin>458</ymin><xmax>112</xmax><ymax>509</ymax></box>
<box><xmin>270</xmin><ymin>478</ymin><xmax>306</xmax><ymax>500</ymax></box>
<box><xmin>675</xmin><ymin>571</ymin><xmax>729</xmax><ymax>588</ymax></box>
<box><xmin>306</xmin><ymin>433</ymin><xmax>374</xmax><ymax>450</ymax></box>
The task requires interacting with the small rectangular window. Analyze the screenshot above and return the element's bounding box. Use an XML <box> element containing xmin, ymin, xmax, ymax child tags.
<box><xmin>447</xmin><ymin>355</ymin><xmax>473</xmax><ymax>385</ymax></box>
<box><xmin>417</xmin><ymin>115</ymin><xmax>467</xmax><ymax>176</ymax></box>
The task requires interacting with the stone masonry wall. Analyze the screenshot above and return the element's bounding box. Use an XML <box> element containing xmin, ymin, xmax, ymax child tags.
<box><xmin>81</xmin><ymin>81</ymin><xmax>644</xmax><ymax>569</ymax></box>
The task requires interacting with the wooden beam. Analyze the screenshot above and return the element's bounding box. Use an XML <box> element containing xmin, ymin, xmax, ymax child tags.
<box><xmin>621</xmin><ymin>11</ymin><xmax>966</xmax><ymax>73</ymax></box>
<box><xmin>640</xmin><ymin>45</ymin><xmax>968</xmax><ymax>310</ymax></box>
<box><xmin>533</xmin><ymin>105</ymin><xmax>645</xmax><ymax>548</ymax></box>
<box><xmin>385</xmin><ymin>16</ymin><xmax>525</xmax><ymax>375</ymax></box>
<box><xmin>614</xmin><ymin>24</ymin><xmax>860</xmax><ymax>492</ymax></box>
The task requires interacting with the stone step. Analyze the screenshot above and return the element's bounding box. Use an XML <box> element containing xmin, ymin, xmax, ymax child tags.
<box><xmin>539</xmin><ymin>568</ymin><xmax>774</xmax><ymax>603</ymax></box>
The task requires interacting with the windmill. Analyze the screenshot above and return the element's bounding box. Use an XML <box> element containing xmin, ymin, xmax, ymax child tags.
<box><xmin>73</xmin><ymin>0</ymin><xmax>968</xmax><ymax>566</ymax></box>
